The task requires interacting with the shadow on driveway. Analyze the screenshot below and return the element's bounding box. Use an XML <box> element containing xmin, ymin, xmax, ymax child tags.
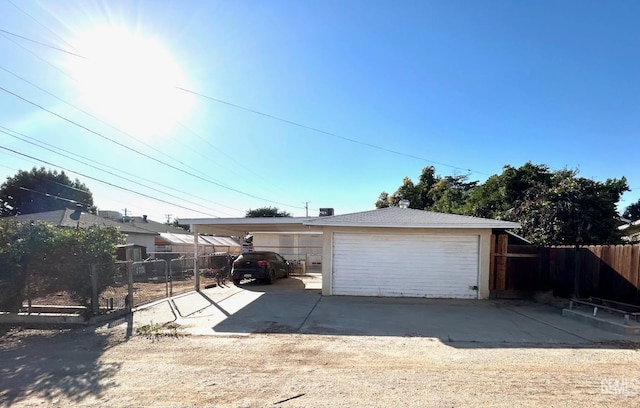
<box><xmin>198</xmin><ymin>277</ymin><xmax>640</xmax><ymax>349</ymax></box>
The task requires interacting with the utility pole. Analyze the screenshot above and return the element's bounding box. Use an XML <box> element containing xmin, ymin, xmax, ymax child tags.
<box><xmin>165</xmin><ymin>214</ymin><xmax>172</xmax><ymax>224</ymax></box>
<box><xmin>304</xmin><ymin>201</ymin><xmax>310</xmax><ymax>217</ymax></box>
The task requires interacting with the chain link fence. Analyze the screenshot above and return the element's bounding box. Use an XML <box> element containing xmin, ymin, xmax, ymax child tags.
<box><xmin>2</xmin><ymin>252</ymin><xmax>237</xmax><ymax>318</ymax></box>
<box><xmin>130</xmin><ymin>259</ymin><xmax>169</xmax><ymax>308</ymax></box>
<box><xmin>6</xmin><ymin>261</ymin><xmax>130</xmax><ymax>315</ymax></box>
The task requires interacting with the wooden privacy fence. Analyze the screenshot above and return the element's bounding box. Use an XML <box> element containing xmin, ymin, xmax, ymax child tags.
<box><xmin>490</xmin><ymin>234</ymin><xmax>640</xmax><ymax>305</ymax></box>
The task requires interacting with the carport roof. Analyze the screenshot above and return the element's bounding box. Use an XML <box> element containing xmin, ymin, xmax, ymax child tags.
<box><xmin>181</xmin><ymin>216</ymin><xmax>320</xmax><ymax>235</ymax></box>
<box><xmin>303</xmin><ymin>207</ymin><xmax>520</xmax><ymax>229</ymax></box>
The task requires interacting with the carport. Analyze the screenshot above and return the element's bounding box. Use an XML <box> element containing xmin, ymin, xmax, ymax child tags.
<box><xmin>184</xmin><ymin>208</ymin><xmax>519</xmax><ymax>298</ymax></box>
<box><xmin>181</xmin><ymin>216</ymin><xmax>323</xmax><ymax>289</ymax></box>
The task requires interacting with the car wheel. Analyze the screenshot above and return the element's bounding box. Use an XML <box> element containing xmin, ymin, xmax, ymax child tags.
<box><xmin>267</xmin><ymin>270</ymin><xmax>275</xmax><ymax>284</ymax></box>
<box><xmin>233</xmin><ymin>279</ymin><xmax>242</xmax><ymax>285</ymax></box>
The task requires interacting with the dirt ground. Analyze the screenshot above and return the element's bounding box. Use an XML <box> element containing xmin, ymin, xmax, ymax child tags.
<box><xmin>1</xmin><ymin>322</ymin><xmax>639</xmax><ymax>408</ymax></box>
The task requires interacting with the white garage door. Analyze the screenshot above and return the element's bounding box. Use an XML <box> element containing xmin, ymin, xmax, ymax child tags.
<box><xmin>332</xmin><ymin>233</ymin><xmax>479</xmax><ymax>298</ymax></box>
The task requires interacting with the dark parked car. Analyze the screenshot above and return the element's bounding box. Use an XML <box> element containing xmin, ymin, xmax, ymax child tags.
<box><xmin>231</xmin><ymin>251</ymin><xmax>290</xmax><ymax>285</ymax></box>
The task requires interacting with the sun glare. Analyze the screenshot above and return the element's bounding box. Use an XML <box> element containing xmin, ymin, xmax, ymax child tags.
<box><xmin>68</xmin><ymin>27</ymin><xmax>193</xmax><ymax>138</ymax></box>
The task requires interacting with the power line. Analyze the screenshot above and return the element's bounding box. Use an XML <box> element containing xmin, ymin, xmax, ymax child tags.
<box><xmin>17</xmin><ymin>186</ymin><xmax>84</xmax><ymax>206</ymax></box>
<box><xmin>0</xmin><ymin>27</ymin><xmax>494</xmax><ymax>177</ymax></box>
<box><xmin>0</xmin><ymin>28</ymin><xmax>85</xmax><ymax>59</ymax></box>
<box><xmin>0</xmin><ymin>144</ymin><xmax>223</xmax><ymax>218</ymax></box>
<box><xmin>0</xmin><ymin>65</ymin><xmax>240</xmax><ymax>193</ymax></box>
<box><xmin>0</xmin><ymin>126</ymin><xmax>240</xmax><ymax>216</ymax></box>
<box><xmin>5</xmin><ymin>0</ymin><xmax>77</xmax><ymax>51</ymax></box>
<box><xmin>0</xmin><ymin>32</ymin><xmax>72</xmax><ymax>79</ymax></box>
<box><xmin>0</xmin><ymin>85</ymin><xmax>307</xmax><ymax>210</ymax></box>
<box><xmin>175</xmin><ymin>86</ymin><xmax>491</xmax><ymax>176</ymax></box>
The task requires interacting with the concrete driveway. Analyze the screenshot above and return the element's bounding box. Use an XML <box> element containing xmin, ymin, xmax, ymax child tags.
<box><xmin>131</xmin><ymin>274</ymin><xmax>638</xmax><ymax>347</ymax></box>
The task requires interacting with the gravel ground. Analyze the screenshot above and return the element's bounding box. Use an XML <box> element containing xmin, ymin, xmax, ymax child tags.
<box><xmin>1</xmin><ymin>322</ymin><xmax>639</xmax><ymax>408</ymax></box>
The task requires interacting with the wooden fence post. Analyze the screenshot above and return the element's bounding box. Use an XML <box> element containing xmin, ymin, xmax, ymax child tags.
<box><xmin>495</xmin><ymin>234</ymin><xmax>508</xmax><ymax>291</ymax></box>
<box><xmin>489</xmin><ymin>234</ymin><xmax>496</xmax><ymax>290</ymax></box>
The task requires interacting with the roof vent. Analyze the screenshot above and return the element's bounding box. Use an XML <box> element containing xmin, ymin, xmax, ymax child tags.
<box><xmin>398</xmin><ymin>199</ymin><xmax>410</xmax><ymax>209</ymax></box>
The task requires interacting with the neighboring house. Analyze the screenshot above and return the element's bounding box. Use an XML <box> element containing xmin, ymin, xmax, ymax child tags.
<box><xmin>619</xmin><ymin>219</ymin><xmax>640</xmax><ymax>242</ymax></box>
<box><xmin>7</xmin><ymin>209</ymin><xmax>159</xmax><ymax>255</ymax></box>
<box><xmin>98</xmin><ymin>211</ymin><xmax>189</xmax><ymax>234</ymax></box>
<box><xmin>183</xmin><ymin>207</ymin><xmax>519</xmax><ymax>299</ymax></box>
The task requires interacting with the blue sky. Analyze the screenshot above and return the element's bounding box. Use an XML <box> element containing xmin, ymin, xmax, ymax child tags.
<box><xmin>1</xmin><ymin>0</ymin><xmax>638</xmax><ymax>222</ymax></box>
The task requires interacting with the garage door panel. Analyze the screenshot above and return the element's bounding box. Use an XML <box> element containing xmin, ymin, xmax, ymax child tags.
<box><xmin>332</xmin><ymin>233</ymin><xmax>479</xmax><ymax>298</ymax></box>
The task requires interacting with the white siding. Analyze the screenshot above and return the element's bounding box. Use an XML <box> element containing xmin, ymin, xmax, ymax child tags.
<box><xmin>125</xmin><ymin>233</ymin><xmax>156</xmax><ymax>257</ymax></box>
<box><xmin>332</xmin><ymin>233</ymin><xmax>479</xmax><ymax>298</ymax></box>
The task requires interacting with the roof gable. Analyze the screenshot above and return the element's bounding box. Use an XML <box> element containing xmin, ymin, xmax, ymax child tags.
<box><xmin>305</xmin><ymin>207</ymin><xmax>520</xmax><ymax>229</ymax></box>
<box><xmin>6</xmin><ymin>209</ymin><xmax>158</xmax><ymax>235</ymax></box>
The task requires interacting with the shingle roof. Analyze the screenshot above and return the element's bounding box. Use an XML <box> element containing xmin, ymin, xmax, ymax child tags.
<box><xmin>125</xmin><ymin>217</ymin><xmax>190</xmax><ymax>234</ymax></box>
<box><xmin>7</xmin><ymin>209</ymin><xmax>158</xmax><ymax>235</ymax></box>
<box><xmin>304</xmin><ymin>207</ymin><xmax>520</xmax><ymax>229</ymax></box>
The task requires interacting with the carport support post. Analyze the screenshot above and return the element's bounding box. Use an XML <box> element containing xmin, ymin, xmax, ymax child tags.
<box><xmin>193</xmin><ymin>225</ymin><xmax>200</xmax><ymax>291</ymax></box>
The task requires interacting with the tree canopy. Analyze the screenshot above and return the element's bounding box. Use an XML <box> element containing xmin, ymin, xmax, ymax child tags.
<box><xmin>245</xmin><ymin>207</ymin><xmax>292</xmax><ymax>217</ymax></box>
<box><xmin>377</xmin><ymin>163</ymin><xmax>629</xmax><ymax>246</ymax></box>
<box><xmin>623</xmin><ymin>199</ymin><xmax>640</xmax><ymax>222</ymax></box>
<box><xmin>0</xmin><ymin>219</ymin><xmax>125</xmax><ymax>312</ymax></box>
<box><xmin>0</xmin><ymin>167</ymin><xmax>96</xmax><ymax>216</ymax></box>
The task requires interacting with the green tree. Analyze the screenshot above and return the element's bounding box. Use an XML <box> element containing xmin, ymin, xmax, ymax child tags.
<box><xmin>375</xmin><ymin>192</ymin><xmax>390</xmax><ymax>208</ymax></box>
<box><xmin>246</xmin><ymin>207</ymin><xmax>292</xmax><ymax>217</ymax></box>
<box><xmin>0</xmin><ymin>167</ymin><xmax>96</xmax><ymax>216</ymax></box>
<box><xmin>512</xmin><ymin>171</ymin><xmax>628</xmax><ymax>245</ymax></box>
<box><xmin>389</xmin><ymin>177</ymin><xmax>422</xmax><ymax>208</ymax></box>
<box><xmin>464</xmin><ymin>162</ymin><xmax>553</xmax><ymax>219</ymax></box>
<box><xmin>378</xmin><ymin>162</ymin><xmax>629</xmax><ymax>245</ymax></box>
<box><xmin>623</xmin><ymin>199</ymin><xmax>640</xmax><ymax>221</ymax></box>
<box><xmin>0</xmin><ymin>220</ymin><xmax>55</xmax><ymax>311</ymax></box>
<box><xmin>0</xmin><ymin>219</ymin><xmax>124</xmax><ymax>312</ymax></box>
<box><xmin>380</xmin><ymin>166</ymin><xmax>475</xmax><ymax>212</ymax></box>
<box><xmin>416</xmin><ymin>166</ymin><xmax>439</xmax><ymax>209</ymax></box>
<box><xmin>428</xmin><ymin>175</ymin><xmax>477</xmax><ymax>214</ymax></box>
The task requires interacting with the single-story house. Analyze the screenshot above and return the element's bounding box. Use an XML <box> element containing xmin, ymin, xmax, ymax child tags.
<box><xmin>183</xmin><ymin>207</ymin><xmax>519</xmax><ymax>299</ymax></box>
<box><xmin>6</xmin><ymin>209</ymin><xmax>159</xmax><ymax>253</ymax></box>
<box><xmin>619</xmin><ymin>219</ymin><xmax>640</xmax><ymax>242</ymax></box>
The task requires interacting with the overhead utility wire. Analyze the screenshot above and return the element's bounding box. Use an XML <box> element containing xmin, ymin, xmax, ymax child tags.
<box><xmin>0</xmin><ymin>65</ymin><xmax>239</xmax><ymax>194</ymax></box>
<box><xmin>17</xmin><ymin>186</ymin><xmax>85</xmax><ymax>206</ymax></box>
<box><xmin>0</xmin><ymin>28</ymin><xmax>85</xmax><ymax>59</ymax></box>
<box><xmin>175</xmin><ymin>87</ymin><xmax>490</xmax><ymax>176</ymax></box>
<box><xmin>0</xmin><ymin>125</ymin><xmax>240</xmax><ymax>215</ymax></box>
<box><xmin>0</xmin><ymin>127</ymin><xmax>238</xmax><ymax>217</ymax></box>
<box><xmin>6</xmin><ymin>0</ymin><xmax>78</xmax><ymax>51</ymax></box>
<box><xmin>0</xmin><ymin>145</ymin><xmax>222</xmax><ymax>218</ymax></box>
<box><xmin>176</xmin><ymin>120</ymin><xmax>293</xmax><ymax>203</ymax></box>
<box><xmin>0</xmin><ymin>27</ymin><xmax>491</xmax><ymax>177</ymax></box>
<box><xmin>0</xmin><ymin>32</ymin><xmax>72</xmax><ymax>79</ymax></box>
<box><xmin>0</xmin><ymin>86</ymin><xmax>305</xmax><ymax>210</ymax></box>
<box><xmin>0</xmin><ymin>31</ymin><xmax>260</xmax><ymax>192</ymax></box>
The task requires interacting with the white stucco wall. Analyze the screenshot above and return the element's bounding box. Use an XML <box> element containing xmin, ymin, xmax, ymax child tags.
<box><xmin>124</xmin><ymin>233</ymin><xmax>157</xmax><ymax>258</ymax></box>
